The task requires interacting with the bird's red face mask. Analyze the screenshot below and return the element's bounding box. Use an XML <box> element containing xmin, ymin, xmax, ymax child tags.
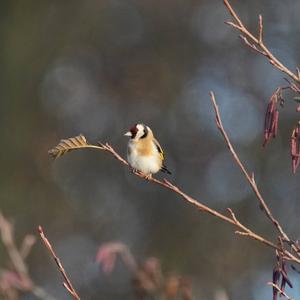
<box><xmin>124</xmin><ymin>124</ymin><xmax>138</xmax><ymax>139</ymax></box>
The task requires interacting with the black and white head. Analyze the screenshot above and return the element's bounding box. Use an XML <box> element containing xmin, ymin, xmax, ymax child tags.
<box><xmin>124</xmin><ymin>123</ymin><xmax>151</xmax><ymax>140</ymax></box>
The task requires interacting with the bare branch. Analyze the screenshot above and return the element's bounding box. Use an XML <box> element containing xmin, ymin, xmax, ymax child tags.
<box><xmin>239</xmin><ymin>35</ymin><xmax>266</xmax><ymax>55</ymax></box>
<box><xmin>38</xmin><ymin>226</ymin><xmax>80</xmax><ymax>300</ymax></box>
<box><xmin>224</xmin><ymin>21</ymin><xmax>242</xmax><ymax>31</ymax></box>
<box><xmin>209</xmin><ymin>91</ymin><xmax>300</xmax><ymax>259</ymax></box>
<box><xmin>210</xmin><ymin>92</ymin><xmax>298</xmax><ymax>246</ymax></box>
<box><xmin>224</xmin><ymin>0</ymin><xmax>300</xmax><ymax>84</ymax></box>
<box><xmin>267</xmin><ymin>282</ymin><xmax>293</xmax><ymax>300</ymax></box>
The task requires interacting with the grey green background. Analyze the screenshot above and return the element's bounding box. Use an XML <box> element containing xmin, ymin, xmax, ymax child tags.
<box><xmin>1</xmin><ymin>0</ymin><xmax>300</xmax><ymax>299</ymax></box>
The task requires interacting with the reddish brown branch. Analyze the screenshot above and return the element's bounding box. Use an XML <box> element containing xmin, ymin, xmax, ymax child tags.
<box><xmin>99</xmin><ymin>145</ymin><xmax>281</xmax><ymax>247</ymax></box>
<box><xmin>209</xmin><ymin>91</ymin><xmax>300</xmax><ymax>258</ymax></box>
<box><xmin>224</xmin><ymin>0</ymin><xmax>300</xmax><ymax>84</ymax></box>
<box><xmin>38</xmin><ymin>226</ymin><xmax>80</xmax><ymax>300</ymax></box>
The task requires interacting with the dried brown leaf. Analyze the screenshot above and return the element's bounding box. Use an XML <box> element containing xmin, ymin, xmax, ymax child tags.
<box><xmin>48</xmin><ymin>134</ymin><xmax>88</xmax><ymax>159</ymax></box>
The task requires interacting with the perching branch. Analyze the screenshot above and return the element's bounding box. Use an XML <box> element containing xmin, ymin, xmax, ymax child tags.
<box><xmin>47</xmin><ymin>131</ymin><xmax>300</xmax><ymax>265</ymax></box>
<box><xmin>223</xmin><ymin>0</ymin><xmax>300</xmax><ymax>84</ymax></box>
<box><xmin>38</xmin><ymin>226</ymin><xmax>81</xmax><ymax>300</ymax></box>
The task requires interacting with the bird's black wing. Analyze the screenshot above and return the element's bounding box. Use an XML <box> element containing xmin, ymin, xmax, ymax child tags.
<box><xmin>153</xmin><ymin>138</ymin><xmax>171</xmax><ymax>174</ymax></box>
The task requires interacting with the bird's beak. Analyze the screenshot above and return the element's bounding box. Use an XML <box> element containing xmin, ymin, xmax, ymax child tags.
<box><xmin>124</xmin><ymin>131</ymin><xmax>132</xmax><ymax>137</ymax></box>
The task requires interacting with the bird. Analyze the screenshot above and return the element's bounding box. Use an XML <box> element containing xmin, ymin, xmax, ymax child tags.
<box><xmin>124</xmin><ymin>123</ymin><xmax>171</xmax><ymax>178</ymax></box>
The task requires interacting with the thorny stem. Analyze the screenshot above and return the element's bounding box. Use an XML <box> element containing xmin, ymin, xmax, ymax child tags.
<box><xmin>223</xmin><ymin>0</ymin><xmax>300</xmax><ymax>84</ymax></box>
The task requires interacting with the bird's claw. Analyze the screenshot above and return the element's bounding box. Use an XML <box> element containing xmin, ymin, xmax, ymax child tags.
<box><xmin>144</xmin><ymin>174</ymin><xmax>152</xmax><ymax>180</ymax></box>
<box><xmin>129</xmin><ymin>165</ymin><xmax>136</xmax><ymax>173</ymax></box>
<box><xmin>129</xmin><ymin>165</ymin><xmax>152</xmax><ymax>180</ymax></box>
<box><xmin>129</xmin><ymin>166</ymin><xmax>142</xmax><ymax>176</ymax></box>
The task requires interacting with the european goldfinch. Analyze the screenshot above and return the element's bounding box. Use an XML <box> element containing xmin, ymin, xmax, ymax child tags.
<box><xmin>125</xmin><ymin>123</ymin><xmax>171</xmax><ymax>178</ymax></box>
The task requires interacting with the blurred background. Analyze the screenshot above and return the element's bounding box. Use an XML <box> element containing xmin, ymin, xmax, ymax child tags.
<box><xmin>1</xmin><ymin>0</ymin><xmax>300</xmax><ymax>299</ymax></box>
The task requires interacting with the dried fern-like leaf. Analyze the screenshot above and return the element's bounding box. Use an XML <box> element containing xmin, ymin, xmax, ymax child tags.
<box><xmin>48</xmin><ymin>134</ymin><xmax>88</xmax><ymax>159</ymax></box>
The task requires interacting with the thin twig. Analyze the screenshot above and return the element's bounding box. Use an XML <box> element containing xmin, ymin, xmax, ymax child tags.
<box><xmin>209</xmin><ymin>91</ymin><xmax>300</xmax><ymax>257</ymax></box>
<box><xmin>267</xmin><ymin>282</ymin><xmax>293</xmax><ymax>300</ymax></box>
<box><xmin>223</xmin><ymin>0</ymin><xmax>300</xmax><ymax>84</ymax></box>
<box><xmin>38</xmin><ymin>226</ymin><xmax>80</xmax><ymax>300</ymax></box>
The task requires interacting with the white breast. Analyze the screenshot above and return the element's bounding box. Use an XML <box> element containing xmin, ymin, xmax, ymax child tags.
<box><xmin>127</xmin><ymin>142</ymin><xmax>161</xmax><ymax>175</ymax></box>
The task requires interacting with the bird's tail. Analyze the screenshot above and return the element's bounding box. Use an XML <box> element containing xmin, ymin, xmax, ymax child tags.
<box><xmin>161</xmin><ymin>165</ymin><xmax>172</xmax><ymax>175</ymax></box>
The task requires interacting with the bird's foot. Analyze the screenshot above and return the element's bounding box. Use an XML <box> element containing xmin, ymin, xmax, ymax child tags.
<box><xmin>129</xmin><ymin>166</ymin><xmax>152</xmax><ymax>179</ymax></box>
<box><xmin>129</xmin><ymin>166</ymin><xmax>138</xmax><ymax>174</ymax></box>
<box><xmin>144</xmin><ymin>173</ymin><xmax>152</xmax><ymax>180</ymax></box>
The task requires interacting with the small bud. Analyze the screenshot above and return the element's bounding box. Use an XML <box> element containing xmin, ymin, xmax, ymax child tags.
<box><xmin>38</xmin><ymin>226</ymin><xmax>43</xmax><ymax>234</ymax></box>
